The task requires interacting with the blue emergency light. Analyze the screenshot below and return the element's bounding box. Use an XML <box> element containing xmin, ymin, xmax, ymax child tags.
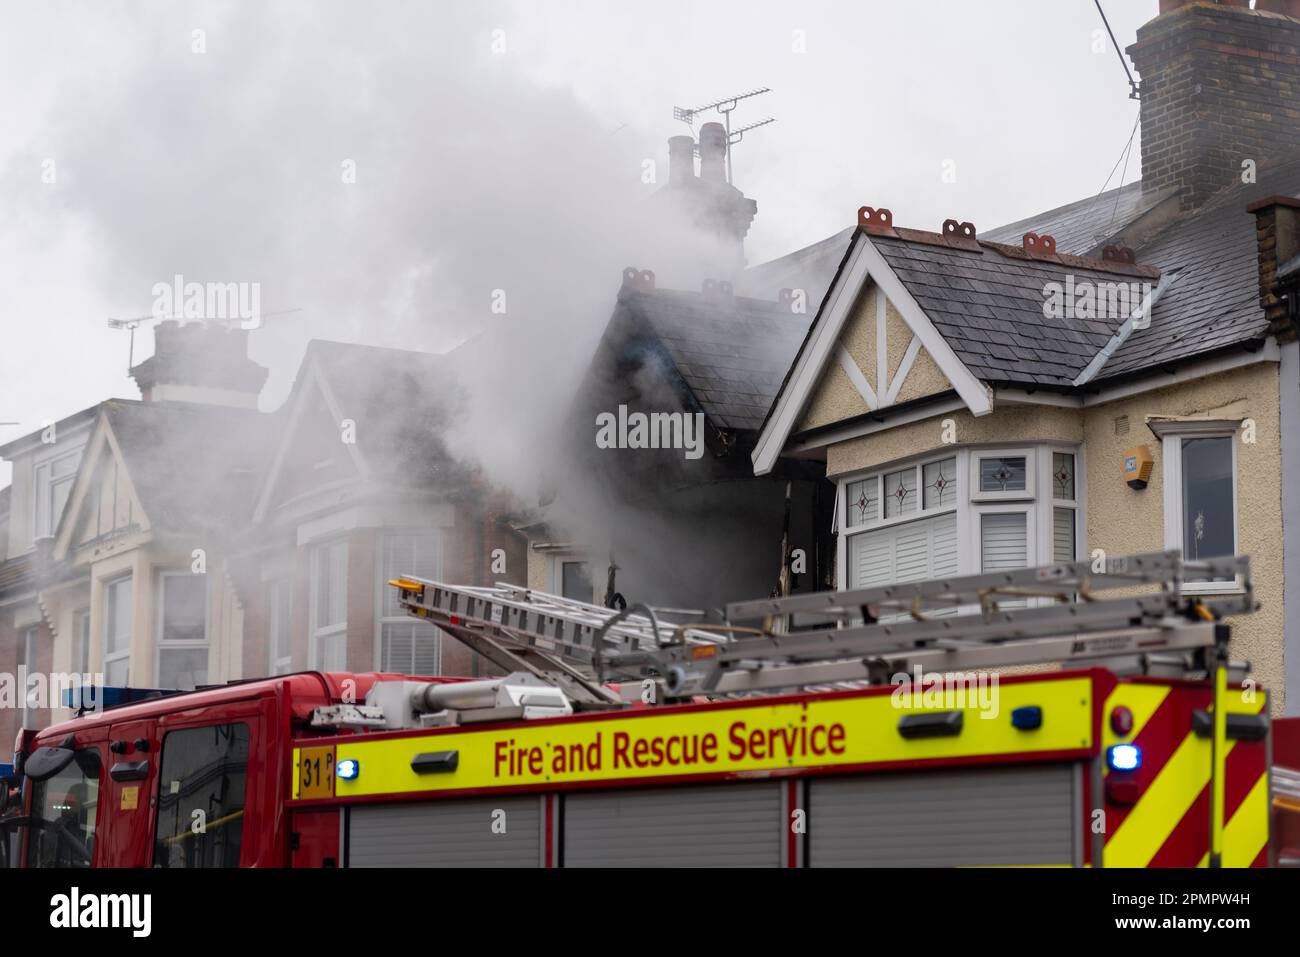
<box><xmin>336</xmin><ymin>759</ymin><xmax>360</xmax><ymax>781</ymax></box>
<box><xmin>1107</xmin><ymin>743</ymin><xmax>1142</xmax><ymax>772</ymax></box>
<box><xmin>61</xmin><ymin>685</ymin><xmax>184</xmax><ymax>711</ymax></box>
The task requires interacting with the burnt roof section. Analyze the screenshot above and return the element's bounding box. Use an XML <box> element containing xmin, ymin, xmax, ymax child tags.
<box><xmin>305</xmin><ymin>340</ymin><xmax>467</xmax><ymax>486</ymax></box>
<box><xmin>868</xmin><ymin>226</ymin><xmax>1158</xmax><ymax>387</ymax></box>
<box><xmin>616</xmin><ymin>282</ymin><xmax>816</xmax><ymax>431</ymax></box>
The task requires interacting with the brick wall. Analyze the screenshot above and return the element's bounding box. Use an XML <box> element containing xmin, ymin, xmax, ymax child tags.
<box><xmin>0</xmin><ymin>612</ymin><xmax>54</xmax><ymax>748</ymax></box>
<box><xmin>1129</xmin><ymin>4</ymin><xmax>1300</xmax><ymax>209</ymax></box>
<box><xmin>1248</xmin><ymin>195</ymin><xmax>1300</xmax><ymax>342</ymax></box>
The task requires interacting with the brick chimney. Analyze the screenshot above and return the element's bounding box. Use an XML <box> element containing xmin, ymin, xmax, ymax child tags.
<box><xmin>1248</xmin><ymin>194</ymin><xmax>1300</xmax><ymax>342</ymax></box>
<box><xmin>1129</xmin><ymin>0</ymin><xmax>1300</xmax><ymax>209</ymax></box>
<box><xmin>130</xmin><ymin>320</ymin><xmax>269</xmax><ymax>408</ymax></box>
<box><xmin>647</xmin><ymin>125</ymin><xmax>759</xmax><ymax>281</ymax></box>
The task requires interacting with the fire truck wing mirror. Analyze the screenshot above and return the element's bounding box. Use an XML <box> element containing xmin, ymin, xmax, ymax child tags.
<box><xmin>22</xmin><ymin>734</ymin><xmax>78</xmax><ymax>783</ymax></box>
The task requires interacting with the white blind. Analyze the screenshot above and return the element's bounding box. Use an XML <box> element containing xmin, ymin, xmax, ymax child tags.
<box><xmin>981</xmin><ymin>512</ymin><xmax>1028</xmax><ymax>572</ymax></box>
<box><xmin>1053</xmin><ymin>507</ymin><xmax>1075</xmax><ymax>565</ymax></box>
<box><xmin>849</xmin><ymin>513</ymin><xmax>957</xmax><ymax>589</ymax></box>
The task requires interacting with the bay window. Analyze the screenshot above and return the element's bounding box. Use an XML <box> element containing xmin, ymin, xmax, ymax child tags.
<box><xmin>157</xmin><ymin>572</ymin><xmax>208</xmax><ymax>690</ymax></box>
<box><xmin>839</xmin><ymin>444</ymin><xmax>1082</xmax><ymax>591</ymax></box>
<box><xmin>103</xmin><ymin>576</ymin><xmax>132</xmax><ymax>685</ymax></box>
<box><xmin>310</xmin><ymin>539</ymin><xmax>348</xmax><ymax>671</ymax></box>
<box><xmin>377</xmin><ymin>531</ymin><xmax>442</xmax><ymax>675</ymax></box>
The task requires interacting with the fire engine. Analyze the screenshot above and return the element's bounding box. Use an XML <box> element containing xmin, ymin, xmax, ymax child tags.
<box><xmin>2</xmin><ymin>550</ymin><xmax>1296</xmax><ymax>868</ymax></box>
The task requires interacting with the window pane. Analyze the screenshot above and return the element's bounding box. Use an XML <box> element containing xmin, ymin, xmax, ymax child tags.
<box><xmin>27</xmin><ymin>749</ymin><xmax>100</xmax><ymax>868</ymax></box>
<box><xmin>162</xmin><ymin>574</ymin><xmax>207</xmax><ymax>642</ymax></box>
<box><xmin>159</xmin><ymin>647</ymin><xmax>208</xmax><ymax>690</ymax></box>
<box><xmin>154</xmin><ymin>724</ymin><xmax>249</xmax><ymax>868</ymax></box>
<box><xmin>1052</xmin><ymin>453</ymin><xmax>1076</xmax><ymax>500</ymax></box>
<box><xmin>106</xmin><ymin>578</ymin><xmax>132</xmax><ymax>654</ymax></box>
<box><xmin>380</xmin><ymin>622</ymin><xmax>441</xmax><ymax>675</ymax></box>
<box><xmin>979</xmin><ymin>456</ymin><xmax>1027</xmax><ymax>493</ymax></box>
<box><xmin>561</xmin><ymin>562</ymin><xmax>593</xmax><ymax>602</ymax></box>
<box><xmin>1182</xmin><ymin>437</ymin><xmax>1234</xmax><ymax>562</ymax></box>
<box><xmin>50</xmin><ymin>476</ymin><xmax>74</xmax><ymax>534</ymax></box>
<box><xmin>314</xmin><ymin>542</ymin><xmax>347</xmax><ymax>628</ymax></box>
<box><xmin>1053</xmin><ymin>507</ymin><xmax>1076</xmax><ymax>564</ymax></box>
<box><xmin>105</xmin><ymin>658</ymin><xmax>129</xmax><ymax>685</ymax></box>
<box><xmin>883</xmin><ymin>468</ymin><xmax>918</xmax><ymax>518</ymax></box>
<box><xmin>314</xmin><ymin>632</ymin><xmax>346</xmax><ymax>671</ymax></box>
<box><xmin>77</xmin><ymin>612</ymin><xmax>90</xmax><ymax>675</ymax></box>
<box><xmin>270</xmin><ymin>579</ymin><xmax>293</xmax><ymax>673</ymax></box>
<box><xmin>382</xmin><ymin>532</ymin><xmax>440</xmax><ymax>617</ymax></box>
<box><xmin>981</xmin><ymin>512</ymin><xmax>1028</xmax><ymax>571</ymax></box>
<box><xmin>922</xmin><ymin>458</ymin><xmax>957</xmax><ymax>509</ymax></box>
<box><xmin>845</xmin><ymin>478</ymin><xmax>878</xmax><ymax>525</ymax></box>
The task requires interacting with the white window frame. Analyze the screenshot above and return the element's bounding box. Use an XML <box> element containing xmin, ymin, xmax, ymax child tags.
<box><xmin>971</xmin><ymin>502</ymin><xmax>1038</xmax><ymax>573</ymax></box>
<box><xmin>155</xmin><ymin>570</ymin><xmax>209</xmax><ymax>689</ymax></box>
<box><xmin>1159</xmin><ymin>426</ymin><xmax>1242</xmax><ymax>595</ymax></box>
<box><xmin>838</xmin><ymin>450</ymin><xmax>965</xmax><ymax>589</ymax></box>
<box><xmin>309</xmin><ymin>538</ymin><xmax>349</xmax><ymax>671</ymax></box>
<box><xmin>103</xmin><ymin>575</ymin><xmax>133</xmax><ymax>685</ymax></box>
<box><xmin>75</xmin><ymin>609</ymin><xmax>91</xmax><ymax>677</ymax></box>
<box><xmin>268</xmin><ymin>577</ymin><xmax>294</xmax><ymax>676</ymax></box>
<box><xmin>970</xmin><ymin>447</ymin><xmax>1037</xmax><ymax>502</ymax></box>
<box><xmin>32</xmin><ymin>448</ymin><xmax>81</xmax><ymax>543</ymax></box>
<box><xmin>20</xmin><ymin>625</ymin><xmax>39</xmax><ymax>718</ymax></box>
<box><xmin>548</xmin><ymin>552</ymin><xmax>597</xmax><ymax>604</ymax></box>
<box><xmin>1044</xmin><ymin>446</ymin><xmax>1082</xmax><ymax>565</ymax></box>
<box><xmin>374</xmin><ymin>530</ymin><xmax>443</xmax><ymax>674</ymax></box>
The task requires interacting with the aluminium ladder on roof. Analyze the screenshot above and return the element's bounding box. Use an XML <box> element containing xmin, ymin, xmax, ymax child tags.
<box><xmin>391</xmin><ymin>550</ymin><xmax>1256</xmax><ymax>700</ymax></box>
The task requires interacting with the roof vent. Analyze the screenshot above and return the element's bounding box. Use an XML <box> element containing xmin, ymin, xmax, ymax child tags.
<box><xmin>1103</xmin><ymin>245</ymin><xmax>1137</xmax><ymax>265</ymax></box>
<box><xmin>1022</xmin><ymin>232</ymin><xmax>1058</xmax><ymax>256</ymax></box>
<box><xmin>621</xmin><ymin>267</ymin><xmax>656</xmax><ymax>293</ymax></box>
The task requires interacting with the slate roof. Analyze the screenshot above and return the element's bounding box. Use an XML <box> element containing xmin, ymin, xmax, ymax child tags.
<box><xmin>871</xmin><ymin>231</ymin><xmax>1157</xmax><ymax>387</ymax></box>
<box><xmin>981</xmin><ymin>180</ymin><xmax>1170</xmax><ymax>255</ymax></box>
<box><xmin>103</xmin><ymin>399</ymin><xmax>277</xmax><ymax>531</ymax></box>
<box><xmin>616</xmin><ymin>286</ymin><xmax>816</xmax><ymax>431</ymax></box>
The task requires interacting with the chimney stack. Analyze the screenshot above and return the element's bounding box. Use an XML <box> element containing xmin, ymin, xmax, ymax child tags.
<box><xmin>698</xmin><ymin>122</ymin><xmax>727</xmax><ymax>183</ymax></box>
<box><xmin>130</xmin><ymin>320</ymin><xmax>269</xmax><ymax>408</ymax></box>
<box><xmin>1129</xmin><ymin>1</ymin><xmax>1300</xmax><ymax>209</ymax></box>
<box><xmin>1247</xmin><ymin>195</ymin><xmax>1300</xmax><ymax>342</ymax></box>
<box><xmin>668</xmin><ymin>134</ymin><xmax>696</xmax><ymax>187</ymax></box>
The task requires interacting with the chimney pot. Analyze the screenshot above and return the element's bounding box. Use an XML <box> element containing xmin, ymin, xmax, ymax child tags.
<box><xmin>668</xmin><ymin>135</ymin><xmax>696</xmax><ymax>187</ymax></box>
<box><xmin>698</xmin><ymin>122</ymin><xmax>727</xmax><ymax>183</ymax></box>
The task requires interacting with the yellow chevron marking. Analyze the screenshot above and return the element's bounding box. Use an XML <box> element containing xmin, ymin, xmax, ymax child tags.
<box><xmin>1222</xmin><ymin>773</ymin><xmax>1269</xmax><ymax>868</ymax></box>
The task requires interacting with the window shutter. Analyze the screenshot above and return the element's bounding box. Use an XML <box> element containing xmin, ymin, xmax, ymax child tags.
<box><xmin>1053</xmin><ymin>507</ymin><xmax>1075</xmax><ymax>564</ymax></box>
<box><xmin>981</xmin><ymin>513</ymin><xmax>1028</xmax><ymax>572</ymax></box>
<box><xmin>849</xmin><ymin>513</ymin><xmax>958</xmax><ymax>589</ymax></box>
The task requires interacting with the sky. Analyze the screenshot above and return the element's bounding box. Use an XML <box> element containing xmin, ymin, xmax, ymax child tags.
<box><xmin>0</xmin><ymin>0</ymin><xmax>1156</xmax><ymax>488</ymax></box>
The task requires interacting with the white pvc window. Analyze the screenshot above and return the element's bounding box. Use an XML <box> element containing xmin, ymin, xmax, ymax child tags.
<box><xmin>377</xmin><ymin>532</ymin><xmax>442</xmax><ymax>675</ymax></box>
<box><xmin>1161</xmin><ymin>430</ymin><xmax>1239</xmax><ymax>592</ymax></box>
<box><xmin>75</xmin><ymin>610</ymin><xmax>91</xmax><ymax>677</ymax></box>
<box><xmin>971</xmin><ymin>449</ymin><xmax>1035</xmax><ymax>501</ymax></box>
<box><xmin>268</xmin><ymin>578</ymin><xmax>293</xmax><ymax>676</ymax></box>
<box><xmin>33</xmin><ymin>450</ymin><xmax>80</xmax><ymax>542</ymax></box>
<box><xmin>157</xmin><ymin>572</ymin><xmax>208</xmax><ymax>690</ymax></box>
<box><xmin>1050</xmin><ymin>450</ymin><xmax>1078</xmax><ymax>565</ymax></box>
<box><xmin>311</xmin><ymin>540</ymin><xmax>348</xmax><ymax>671</ymax></box>
<box><xmin>103</xmin><ymin>576</ymin><xmax>132</xmax><ymax>685</ymax></box>
<box><xmin>21</xmin><ymin>626</ymin><xmax>39</xmax><ymax>719</ymax></box>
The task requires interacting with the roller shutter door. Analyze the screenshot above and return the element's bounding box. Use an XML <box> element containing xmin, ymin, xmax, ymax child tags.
<box><xmin>348</xmin><ymin>795</ymin><xmax>542</xmax><ymax>867</ymax></box>
<box><xmin>563</xmin><ymin>782</ymin><xmax>782</xmax><ymax>867</ymax></box>
<box><xmin>808</xmin><ymin>764</ymin><xmax>1078</xmax><ymax>867</ymax></box>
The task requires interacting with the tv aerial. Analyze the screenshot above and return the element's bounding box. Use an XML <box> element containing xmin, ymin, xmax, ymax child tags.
<box><xmin>106</xmin><ymin>308</ymin><xmax>302</xmax><ymax>373</ymax></box>
<box><xmin>673</xmin><ymin>87</ymin><xmax>775</xmax><ymax>187</ymax></box>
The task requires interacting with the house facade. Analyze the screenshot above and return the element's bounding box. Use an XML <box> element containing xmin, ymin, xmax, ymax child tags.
<box><xmin>0</xmin><ymin>324</ymin><xmax>525</xmax><ymax>748</ymax></box>
<box><xmin>752</xmin><ymin>0</ymin><xmax>1300</xmax><ymax>713</ymax></box>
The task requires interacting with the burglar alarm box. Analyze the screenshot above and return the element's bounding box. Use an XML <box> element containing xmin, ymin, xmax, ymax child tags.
<box><xmin>1124</xmin><ymin>445</ymin><xmax>1153</xmax><ymax>489</ymax></box>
